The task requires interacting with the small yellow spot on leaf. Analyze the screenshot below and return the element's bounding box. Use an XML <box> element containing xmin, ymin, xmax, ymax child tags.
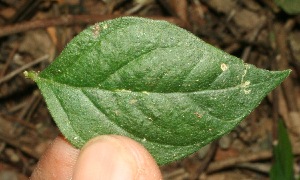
<box><xmin>129</xmin><ymin>99</ymin><xmax>138</xmax><ymax>104</ymax></box>
<box><xmin>92</xmin><ymin>24</ymin><xmax>101</xmax><ymax>37</ymax></box>
<box><xmin>142</xmin><ymin>91</ymin><xmax>149</xmax><ymax>95</ymax></box>
<box><xmin>194</xmin><ymin>112</ymin><xmax>203</xmax><ymax>118</ymax></box>
<box><xmin>244</xmin><ymin>80</ymin><xmax>250</xmax><ymax>86</ymax></box>
<box><xmin>103</xmin><ymin>24</ymin><xmax>108</xmax><ymax>29</ymax></box>
<box><xmin>114</xmin><ymin>110</ymin><xmax>120</xmax><ymax>116</ymax></box>
<box><xmin>241</xmin><ymin>80</ymin><xmax>251</xmax><ymax>94</ymax></box>
<box><xmin>116</xmin><ymin>89</ymin><xmax>132</xmax><ymax>93</ymax></box>
<box><xmin>24</xmin><ymin>71</ymin><xmax>29</xmax><ymax>77</ymax></box>
<box><xmin>244</xmin><ymin>89</ymin><xmax>251</xmax><ymax>94</ymax></box>
<box><xmin>221</xmin><ymin>63</ymin><xmax>228</xmax><ymax>71</ymax></box>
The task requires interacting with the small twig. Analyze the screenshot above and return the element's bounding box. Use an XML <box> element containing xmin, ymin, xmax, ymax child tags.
<box><xmin>11</xmin><ymin>90</ymin><xmax>41</xmax><ymax>135</ymax></box>
<box><xmin>125</xmin><ymin>3</ymin><xmax>145</xmax><ymax>15</ymax></box>
<box><xmin>0</xmin><ymin>142</ymin><xmax>5</xmax><ymax>154</ymax></box>
<box><xmin>0</xmin><ymin>44</ymin><xmax>19</xmax><ymax>78</ymax></box>
<box><xmin>18</xmin><ymin>90</ymin><xmax>40</xmax><ymax>119</ymax></box>
<box><xmin>284</xmin><ymin>19</ymin><xmax>295</xmax><ymax>32</ymax></box>
<box><xmin>25</xmin><ymin>92</ymin><xmax>42</xmax><ymax>121</ymax></box>
<box><xmin>0</xmin><ymin>15</ymin><xmax>187</xmax><ymax>37</ymax></box>
<box><xmin>207</xmin><ymin>150</ymin><xmax>271</xmax><ymax>173</ymax></box>
<box><xmin>1</xmin><ymin>114</ymin><xmax>36</xmax><ymax>130</ymax></box>
<box><xmin>157</xmin><ymin>0</ymin><xmax>188</xmax><ymax>21</ymax></box>
<box><xmin>163</xmin><ymin>168</ymin><xmax>189</xmax><ymax>180</ymax></box>
<box><xmin>297</xmin><ymin>15</ymin><xmax>300</xmax><ymax>25</ymax></box>
<box><xmin>274</xmin><ymin>23</ymin><xmax>298</xmax><ymax>111</ymax></box>
<box><xmin>271</xmin><ymin>45</ymin><xmax>280</xmax><ymax>143</ymax></box>
<box><xmin>235</xmin><ymin>162</ymin><xmax>271</xmax><ymax>174</ymax></box>
<box><xmin>194</xmin><ymin>141</ymin><xmax>218</xmax><ymax>178</ymax></box>
<box><xmin>0</xmin><ymin>54</ymin><xmax>49</xmax><ymax>85</ymax></box>
<box><xmin>6</xmin><ymin>101</ymin><xmax>27</xmax><ymax>114</ymax></box>
<box><xmin>207</xmin><ymin>149</ymin><xmax>300</xmax><ymax>173</ymax></box>
<box><xmin>0</xmin><ymin>133</ymin><xmax>40</xmax><ymax>159</ymax></box>
<box><xmin>241</xmin><ymin>20</ymin><xmax>266</xmax><ymax>61</ymax></box>
<box><xmin>272</xmin><ymin>85</ymin><xmax>280</xmax><ymax>142</ymax></box>
<box><xmin>8</xmin><ymin>0</ymin><xmax>41</xmax><ymax>23</ymax></box>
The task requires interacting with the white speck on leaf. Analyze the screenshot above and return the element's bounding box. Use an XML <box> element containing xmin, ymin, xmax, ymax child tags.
<box><xmin>221</xmin><ymin>63</ymin><xmax>228</xmax><ymax>71</ymax></box>
<box><xmin>244</xmin><ymin>81</ymin><xmax>250</xmax><ymax>86</ymax></box>
<box><xmin>103</xmin><ymin>24</ymin><xmax>108</xmax><ymax>29</ymax></box>
<box><xmin>194</xmin><ymin>112</ymin><xmax>203</xmax><ymax>118</ymax></box>
<box><xmin>24</xmin><ymin>71</ymin><xmax>29</xmax><ymax>77</ymax></box>
<box><xmin>114</xmin><ymin>110</ymin><xmax>120</xmax><ymax>116</ymax></box>
<box><xmin>92</xmin><ymin>24</ymin><xmax>101</xmax><ymax>37</ymax></box>
<box><xmin>241</xmin><ymin>80</ymin><xmax>251</xmax><ymax>94</ymax></box>
<box><xmin>115</xmin><ymin>89</ymin><xmax>132</xmax><ymax>93</ymax></box>
<box><xmin>244</xmin><ymin>89</ymin><xmax>251</xmax><ymax>94</ymax></box>
<box><xmin>241</xmin><ymin>64</ymin><xmax>250</xmax><ymax>83</ymax></box>
<box><xmin>142</xmin><ymin>91</ymin><xmax>149</xmax><ymax>95</ymax></box>
<box><xmin>129</xmin><ymin>99</ymin><xmax>138</xmax><ymax>104</ymax></box>
<box><xmin>240</xmin><ymin>64</ymin><xmax>251</xmax><ymax>94</ymax></box>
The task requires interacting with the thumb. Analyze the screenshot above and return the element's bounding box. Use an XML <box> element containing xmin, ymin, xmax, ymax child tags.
<box><xmin>72</xmin><ymin>135</ymin><xmax>162</xmax><ymax>180</ymax></box>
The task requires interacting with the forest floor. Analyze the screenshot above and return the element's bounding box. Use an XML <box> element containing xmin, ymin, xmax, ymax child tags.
<box><xmin>0</xmin><ymin>0</ymin><xmax>300</xmax><ymax>179</ymax></box>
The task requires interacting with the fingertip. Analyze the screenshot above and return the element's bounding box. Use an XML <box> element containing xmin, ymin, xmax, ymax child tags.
<box><xmin>31</xmin><ymin>136</ymin><xmax>80</xmax><ymax>180</ymax></box>
<box><xmin>112</xmin><ymin>135</ymin><xmax>162</xmax><ymax>179</ymax></box>
<box><xmin>72</xmin><ymin>135</ymin><xmax>162</xmax><ymax>180</ymax></box>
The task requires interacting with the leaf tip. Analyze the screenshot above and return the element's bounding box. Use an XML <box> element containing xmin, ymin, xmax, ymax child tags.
<box><xmin>24</xmin><ymin>71</ymin><xmax>39</xmax><ymax>81</ymax></box>
<box><xmin>273</xmin><ymin>69</ymin><xmax>292</xmax><ymax>82</ymax></box>
<box><xmin>283</xmin><ymin>69</ymin><xmax>292</xmax><ymax>74</ymax></box>
<box><xmin>282</xmin><ymin>69</ymin><xmax>292</xmax><ymax>79</ymax></box>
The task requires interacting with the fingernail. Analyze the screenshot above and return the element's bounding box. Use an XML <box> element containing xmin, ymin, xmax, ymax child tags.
<box><xmin>72</xmin><ymin>135</ymin><xmax>137</xmax><ymax>180</ymax></box>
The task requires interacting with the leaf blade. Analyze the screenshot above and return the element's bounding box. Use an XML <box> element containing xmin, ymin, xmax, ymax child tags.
<box><xmin>34</xmin><ymin>17</ymin><xmax>290</xmax><ymax>165</ymax></box>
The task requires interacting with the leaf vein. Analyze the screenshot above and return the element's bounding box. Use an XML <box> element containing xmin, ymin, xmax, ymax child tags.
<box><xmin>80</xmin><ymin>89</ymin><xmax>137</xmax><ymax>138</ymax></box>
<box><xmin>49</xmin><ymin>86</ymin><xmax>86</xmax><ymax>143</ymax></box>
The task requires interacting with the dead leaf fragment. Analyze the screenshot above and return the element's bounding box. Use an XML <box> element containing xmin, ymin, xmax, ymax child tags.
<box><xmin>19</xmin><ymin>30</ymin><xmax>55</xmax><ymax>59</ymax></box>
<box><xmin>206</xmin><ymin>0</ymin><xmax>237</xmax><ymax>14</ymax></box>
<box><xmin>233</xmin><ymin>9</ymin><xmax>264</xmax><ymax>30</ymax></box>
<box><xmin>289</xmin><ymin>32</ymin><xmax>300</xmax><ymax>63</ymax></box>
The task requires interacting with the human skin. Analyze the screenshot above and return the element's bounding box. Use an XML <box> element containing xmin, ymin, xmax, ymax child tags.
<box><xmin>31</xmin><ymin>135</ymin><xmax>162</xmax><ymax>180</ymax></box>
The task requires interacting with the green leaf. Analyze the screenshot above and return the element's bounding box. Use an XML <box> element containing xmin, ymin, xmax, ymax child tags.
<box><xmin>31</xmin><ymin>17</ymin><xmax>290</xmax><ymax>165</ymax></box>
<box><xmin>270</xmin><ymin>119</ymin><xmax>294</xmax><ymax>180</ymax></box>
<box><xmin>274</xmin><ymin>0</ymin><xmax>300</xmax><ymax>14</ymax></box>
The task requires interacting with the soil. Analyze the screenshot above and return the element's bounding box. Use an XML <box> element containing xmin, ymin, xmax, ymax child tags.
<box><xmin>0</xmin><ymin>0</ymin><xmax>300</xmax><ymax>179</ymax></box>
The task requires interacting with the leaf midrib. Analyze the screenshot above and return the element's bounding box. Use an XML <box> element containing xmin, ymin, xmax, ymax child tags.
<box><xmin>48</xmin><ymin>81</ymin><xmax>219</xmax><ymax>147</ymax></box>
<box><xmin>37</xmin><ymin>74</ymin><xmax>261</xmax><ymax>95</ymax></box>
